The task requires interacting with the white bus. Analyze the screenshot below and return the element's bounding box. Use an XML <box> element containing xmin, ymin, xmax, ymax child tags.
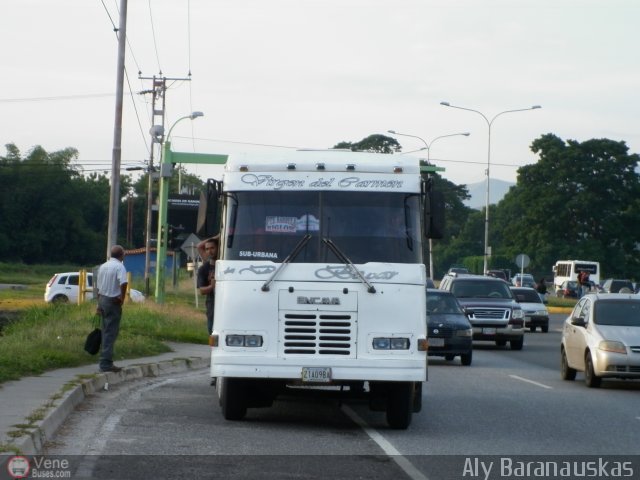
<box><xmin>200</xmin><ymin>149</ymin><xmax>444</xmax><ymax>429</ymax></box>
<box><xmin>552</xmin><ymin>260</ymin><xmax>600</xmax><ymax>291</ymax></box>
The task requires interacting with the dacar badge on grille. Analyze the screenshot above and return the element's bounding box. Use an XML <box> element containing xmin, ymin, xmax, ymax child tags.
<box><xmin>297</xmin><ymin>296</ymin><xmax>340</xmax><ymax>305</ymax></box>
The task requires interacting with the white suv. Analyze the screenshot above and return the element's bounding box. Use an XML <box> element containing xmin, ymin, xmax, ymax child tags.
<box><xmin>44</xmin><ymin>272</ymin><xmax>94</xmax><ymax>303</ymax></box>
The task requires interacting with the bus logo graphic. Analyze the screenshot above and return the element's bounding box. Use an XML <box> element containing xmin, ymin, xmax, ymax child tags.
<box><xmin>297</xmin><ymin>296</ymin><xmax>340</xmax><ymax>305</ymax></box>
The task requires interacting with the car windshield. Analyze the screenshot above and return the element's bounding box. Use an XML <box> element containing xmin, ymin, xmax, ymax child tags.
<box><xmin>594</xmin><ymin>300</ymin><xmax>640</xmax><ymax>326</ymax></box>
<box><xmin>513</xmin><ymin>289</ymin><xmax>542</xmax><ymax>303</ymax></box>
<box><xmin>427</xmin><ymin>293</ymin><xmax>463</xmax><ymax>314</ymax></box>
<box><xmin>222</xmin><ymin>191</ymin><xmax>423</xmax><ymax>264</ymax></box>
<box><xmin>451</xmin><ymin>280</ymin><xmax>512</xmax><ymax>299</ymax></box>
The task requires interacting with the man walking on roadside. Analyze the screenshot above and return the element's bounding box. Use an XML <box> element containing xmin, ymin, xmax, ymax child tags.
<box><xmin>97</xmin><ymin>245</ymin><xmax>128</xmax><ymax>373</ymax></box>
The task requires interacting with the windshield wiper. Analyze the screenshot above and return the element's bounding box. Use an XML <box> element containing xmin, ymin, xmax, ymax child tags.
<box><xmin>261</xmin><ymin>234</ymin><xmax>312</xmax><ymax>292</ymax></box>
<box><xmin>322</xmin><ymin>237</ymin><xmax>376</xmax><ymax>293</ymax></box>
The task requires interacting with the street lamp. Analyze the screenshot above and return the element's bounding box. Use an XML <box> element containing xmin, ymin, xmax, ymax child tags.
<box><xmin>155</xmin><ymin>111</ymin><xmax>204</xmax><ymax>303</ymax></box>
<box><xmin>387</xmin><ymin>130</ymin><xmax>470</xmax><ymax>280</ymax></box>
<box><xmin>439</xmin><ymin>102</ymin><xmax>541</xmax><ymax>275</ymax></box>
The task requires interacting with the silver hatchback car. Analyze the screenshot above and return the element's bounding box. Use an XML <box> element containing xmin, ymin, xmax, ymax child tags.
<box><xmin>561</xmin><ymin>293</ymin><xmax>640</xmax><ymax>388</ymax></box>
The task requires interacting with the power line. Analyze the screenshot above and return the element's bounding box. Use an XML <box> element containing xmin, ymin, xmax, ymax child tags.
<box><xmin>172</xmin><ymin>135</ymin><xmax>300</xmax><ymax>150</ymax></box>
<box><xmin>100</xmin><ymin>0</ymin><xmax>117</xmax><ymax>31</ymax></box>
<box><xmin>148</xmin><ymin>0</ymin><xmax>163</xmax><ymax>74</ymax></box>
<box><xmin>187</xmin><ymin>0</ymin><xmax>193</xmax><ymax>77</ymax></box>
<box><xmin>0</xmin><ymin>93</ymin><xmax>114</xmax><ymax>103</ymax></box>
<box><xmin>124</xmin><ymin>67</ymin><xmax>150</xmax><ymax>156</ymax></box>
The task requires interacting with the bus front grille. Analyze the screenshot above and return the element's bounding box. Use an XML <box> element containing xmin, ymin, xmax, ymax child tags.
<box><xmin>280</xmin><ymin>312</ymin><xmax>356</xmax><ymax>357</ymax></box>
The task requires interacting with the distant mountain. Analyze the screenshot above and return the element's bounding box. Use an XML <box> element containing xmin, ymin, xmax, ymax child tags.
<box><xmin>463</xmin><ymin>178</ymin><xmax>515</xmax><ymax>210</ymax></box>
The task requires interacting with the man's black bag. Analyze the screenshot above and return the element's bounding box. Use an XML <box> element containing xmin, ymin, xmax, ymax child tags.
<box><xmin>84</xmin><ymin>327</ymin><xmax>102</xmax><ymax>355</ymax></box>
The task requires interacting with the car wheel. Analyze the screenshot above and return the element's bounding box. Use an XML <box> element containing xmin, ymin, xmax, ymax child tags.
<box><xmin>560</xmin><ymin>348</ymin><xmax>576</xmax><ymax>381</ymax></box>
<box><xmin>460</xmin><ymin>351</ymin><xmax>472</xmax><ymax>366</ymax></box>
<box><xmin>510</xmin><ymin>337</ymin><xmax>524</xmax><ymax>350</ymax></box>
<box><xmin>444</xmin><ymin>354</ymin><xmax>455</xmax><ymax>361</ymax></box>
<box><xmin>584</xmin><ymin>354</ymin><xmax>602</xmax><ymax>388</ymax></box>
<box><xmin>541</xmin><ymin>325</ymin><xmax>549</xmax><ymax>333</ymax></box>
<box><xmin>52</xmin><ymin>295</ymin><xmax>69</xmax><ymax>304</ymax></box>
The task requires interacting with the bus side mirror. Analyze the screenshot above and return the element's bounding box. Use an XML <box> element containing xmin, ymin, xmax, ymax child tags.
<box><xmin>425</xmin><ymin>190</ymin><xmax>445</xmax><ymax>239</ymax></box>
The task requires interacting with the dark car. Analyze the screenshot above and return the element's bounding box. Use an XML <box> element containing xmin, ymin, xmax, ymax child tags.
<box><xmin>439</xmin><ymin>274</ymin><xmax>525</xmax><ymax>350</ymax></box>
<box><xmin>447</xmin><ymin>266</ymin><xmax>469</xmax><ymax>275</ymax></box>
<box><xmin>556</xmin><ymin>280</ymin><xmax>579</xmax><ymax>298</ymax></box>
<box><xmin>600</xmin><ymin>278</ymin><xmax>634</xmax><ymax>294</ymax></box>
<box><xmin>427</xmin><ymin>289</ymin><xmax>473</xmax><ymax>365</ymax></box>
<box><xmin>486</xmin><ymin>269</ymin><xmax>507</xmax><ymax>281</ymax></box>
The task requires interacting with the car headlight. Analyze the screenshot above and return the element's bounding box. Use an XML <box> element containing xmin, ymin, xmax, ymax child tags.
<box><xmin>225</xmin><ymin>334</ymin><xmax>264</xmax><ymax>347</ymax></box>
<box><xmin>372</xmin><ymin>337</ymin><xmax>410</xmax><ymax>350</ymax></box>
<box><xmin>456</xmin><ymin>328</ymin><xmax>473</xmax><ymax>337</ymax></box>
<box><xmin>535</xmin><ymin>310</ymin><xmax>548</xmax><ymax>316</ymax></box>
<box><xmin>512</xmin><ymin>309</ymin><xmax>524</xmax><ymax>319</ymax></box>
<box><xmin>598</xmin><ymin>340</ymin><xmax>626</xmax><ymax>354</ymax></box>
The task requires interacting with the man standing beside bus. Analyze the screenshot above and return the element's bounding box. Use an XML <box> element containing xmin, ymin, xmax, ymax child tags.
<box><xmin>197</xmin><ymin>235</ymin><xmax>219</xmax><ymax>335</ymax></box>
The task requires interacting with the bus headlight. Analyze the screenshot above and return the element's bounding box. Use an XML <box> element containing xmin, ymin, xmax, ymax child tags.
<box><xmin>226</xmin><ymin>334</ymin><xmax>264</xmax><ymax>347</ymax></box>
<box><xmin>372</xmin><ymin>337</ymin><xmax>410</xmax><ymax>350</ymax></box>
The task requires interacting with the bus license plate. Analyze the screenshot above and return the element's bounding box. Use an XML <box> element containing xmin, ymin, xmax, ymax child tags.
<box><xmin>302</xmin><ymin>367</ymin><xmax>331</xmax><ymax>383</ymax></box>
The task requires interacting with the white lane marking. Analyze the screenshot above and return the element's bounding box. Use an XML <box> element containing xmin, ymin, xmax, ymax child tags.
<box><xmin>509</xmin><ymin>374</ymin><xmax>553</xmax><ymax>389</ymax></box>
<box><xmin>342</xmin><ymin>405</ymin><xmax>429</xmax><ymax>480</ymax></box>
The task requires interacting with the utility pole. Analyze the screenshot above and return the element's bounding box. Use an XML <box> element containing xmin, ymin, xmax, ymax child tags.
<box><xmin>106</xmin><ymin>0</ymin><xmax>127</xmax><ymax>258</ymax></box>
<box><xmin>140</xmin><ymin>77</ymin><xmax>166</xmax><ymax>296</ymax></box>
<box><xmin>139</xmin><ymin>75</ymin><xmax>191</xmax><ymax>298</ymax></box>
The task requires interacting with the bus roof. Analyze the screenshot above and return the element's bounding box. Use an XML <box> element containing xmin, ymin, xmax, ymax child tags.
<box><xmin>224</xmin><ymin>150</ymin><xmax>422</xmax><ymax>174</ymax></box>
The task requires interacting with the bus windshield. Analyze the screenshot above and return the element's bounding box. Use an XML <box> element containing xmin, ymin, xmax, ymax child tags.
<box><xmin>222</xmin><ymin>191</ymin><xmax>423</xmax><ymax>264</ymax></box>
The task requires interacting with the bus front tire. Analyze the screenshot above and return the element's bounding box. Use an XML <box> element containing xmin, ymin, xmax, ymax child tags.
<box><xmin>219</xmin><ymin>378</ymin><xmax>248</xmax><ymax>420</ymax></box>
<box><xmin>386</xmin><ymin>382</ymin><xmax>413</xmax><ymax>430</ymax></box>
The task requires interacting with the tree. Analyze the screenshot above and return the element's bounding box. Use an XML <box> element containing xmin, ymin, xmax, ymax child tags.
<box><xmin>0</xmin><ymin>144</ymin><xmax>121</xmax><ymax>264</ymax></box>
<box><xmin>491</xmin><ymin>134</ymin><xmax>640</xmax><ymax>277</ymax></box>
<box><xmin>333</xmin><ymin>134</ymin><xmax>401</xmax><ymax>154</ymax></box>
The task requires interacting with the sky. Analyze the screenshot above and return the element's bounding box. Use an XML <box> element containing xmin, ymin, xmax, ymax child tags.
<box><xmin>2</xmin><ymin>0</ymin><xmax>639</xmax><ymax>188</ymax></box>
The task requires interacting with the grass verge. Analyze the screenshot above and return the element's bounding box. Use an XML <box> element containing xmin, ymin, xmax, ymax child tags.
<box><xmin>0</xmin><ymin>297</ymin><xmax>207</xmax><ymax>385</ymax></box>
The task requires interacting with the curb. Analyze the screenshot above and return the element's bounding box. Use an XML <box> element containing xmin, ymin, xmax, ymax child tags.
<box><xmin>15</xmin><ymin>356</ymin><xmax>209</xmax><ymax>455</ymax></box>
<box><xmin>547</xmin><ymin>306</ymin><xmax>572</xmax><ymax>314</ymax></box>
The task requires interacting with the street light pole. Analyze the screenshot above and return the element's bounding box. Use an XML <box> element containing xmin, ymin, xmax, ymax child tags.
<box><xmin>155</xmin><ymin>111</ymin><xmax>204</xmax><ymax>303</ymax></box>
<box><xmin>439</xmin><ymin>102</ymin><xmax>541</xmax><ymax>274</ymax></box>
<box><xmin>387</xmin><ymin>130</ymin><xmax>470</xmax><ymax>280</ymax></box>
